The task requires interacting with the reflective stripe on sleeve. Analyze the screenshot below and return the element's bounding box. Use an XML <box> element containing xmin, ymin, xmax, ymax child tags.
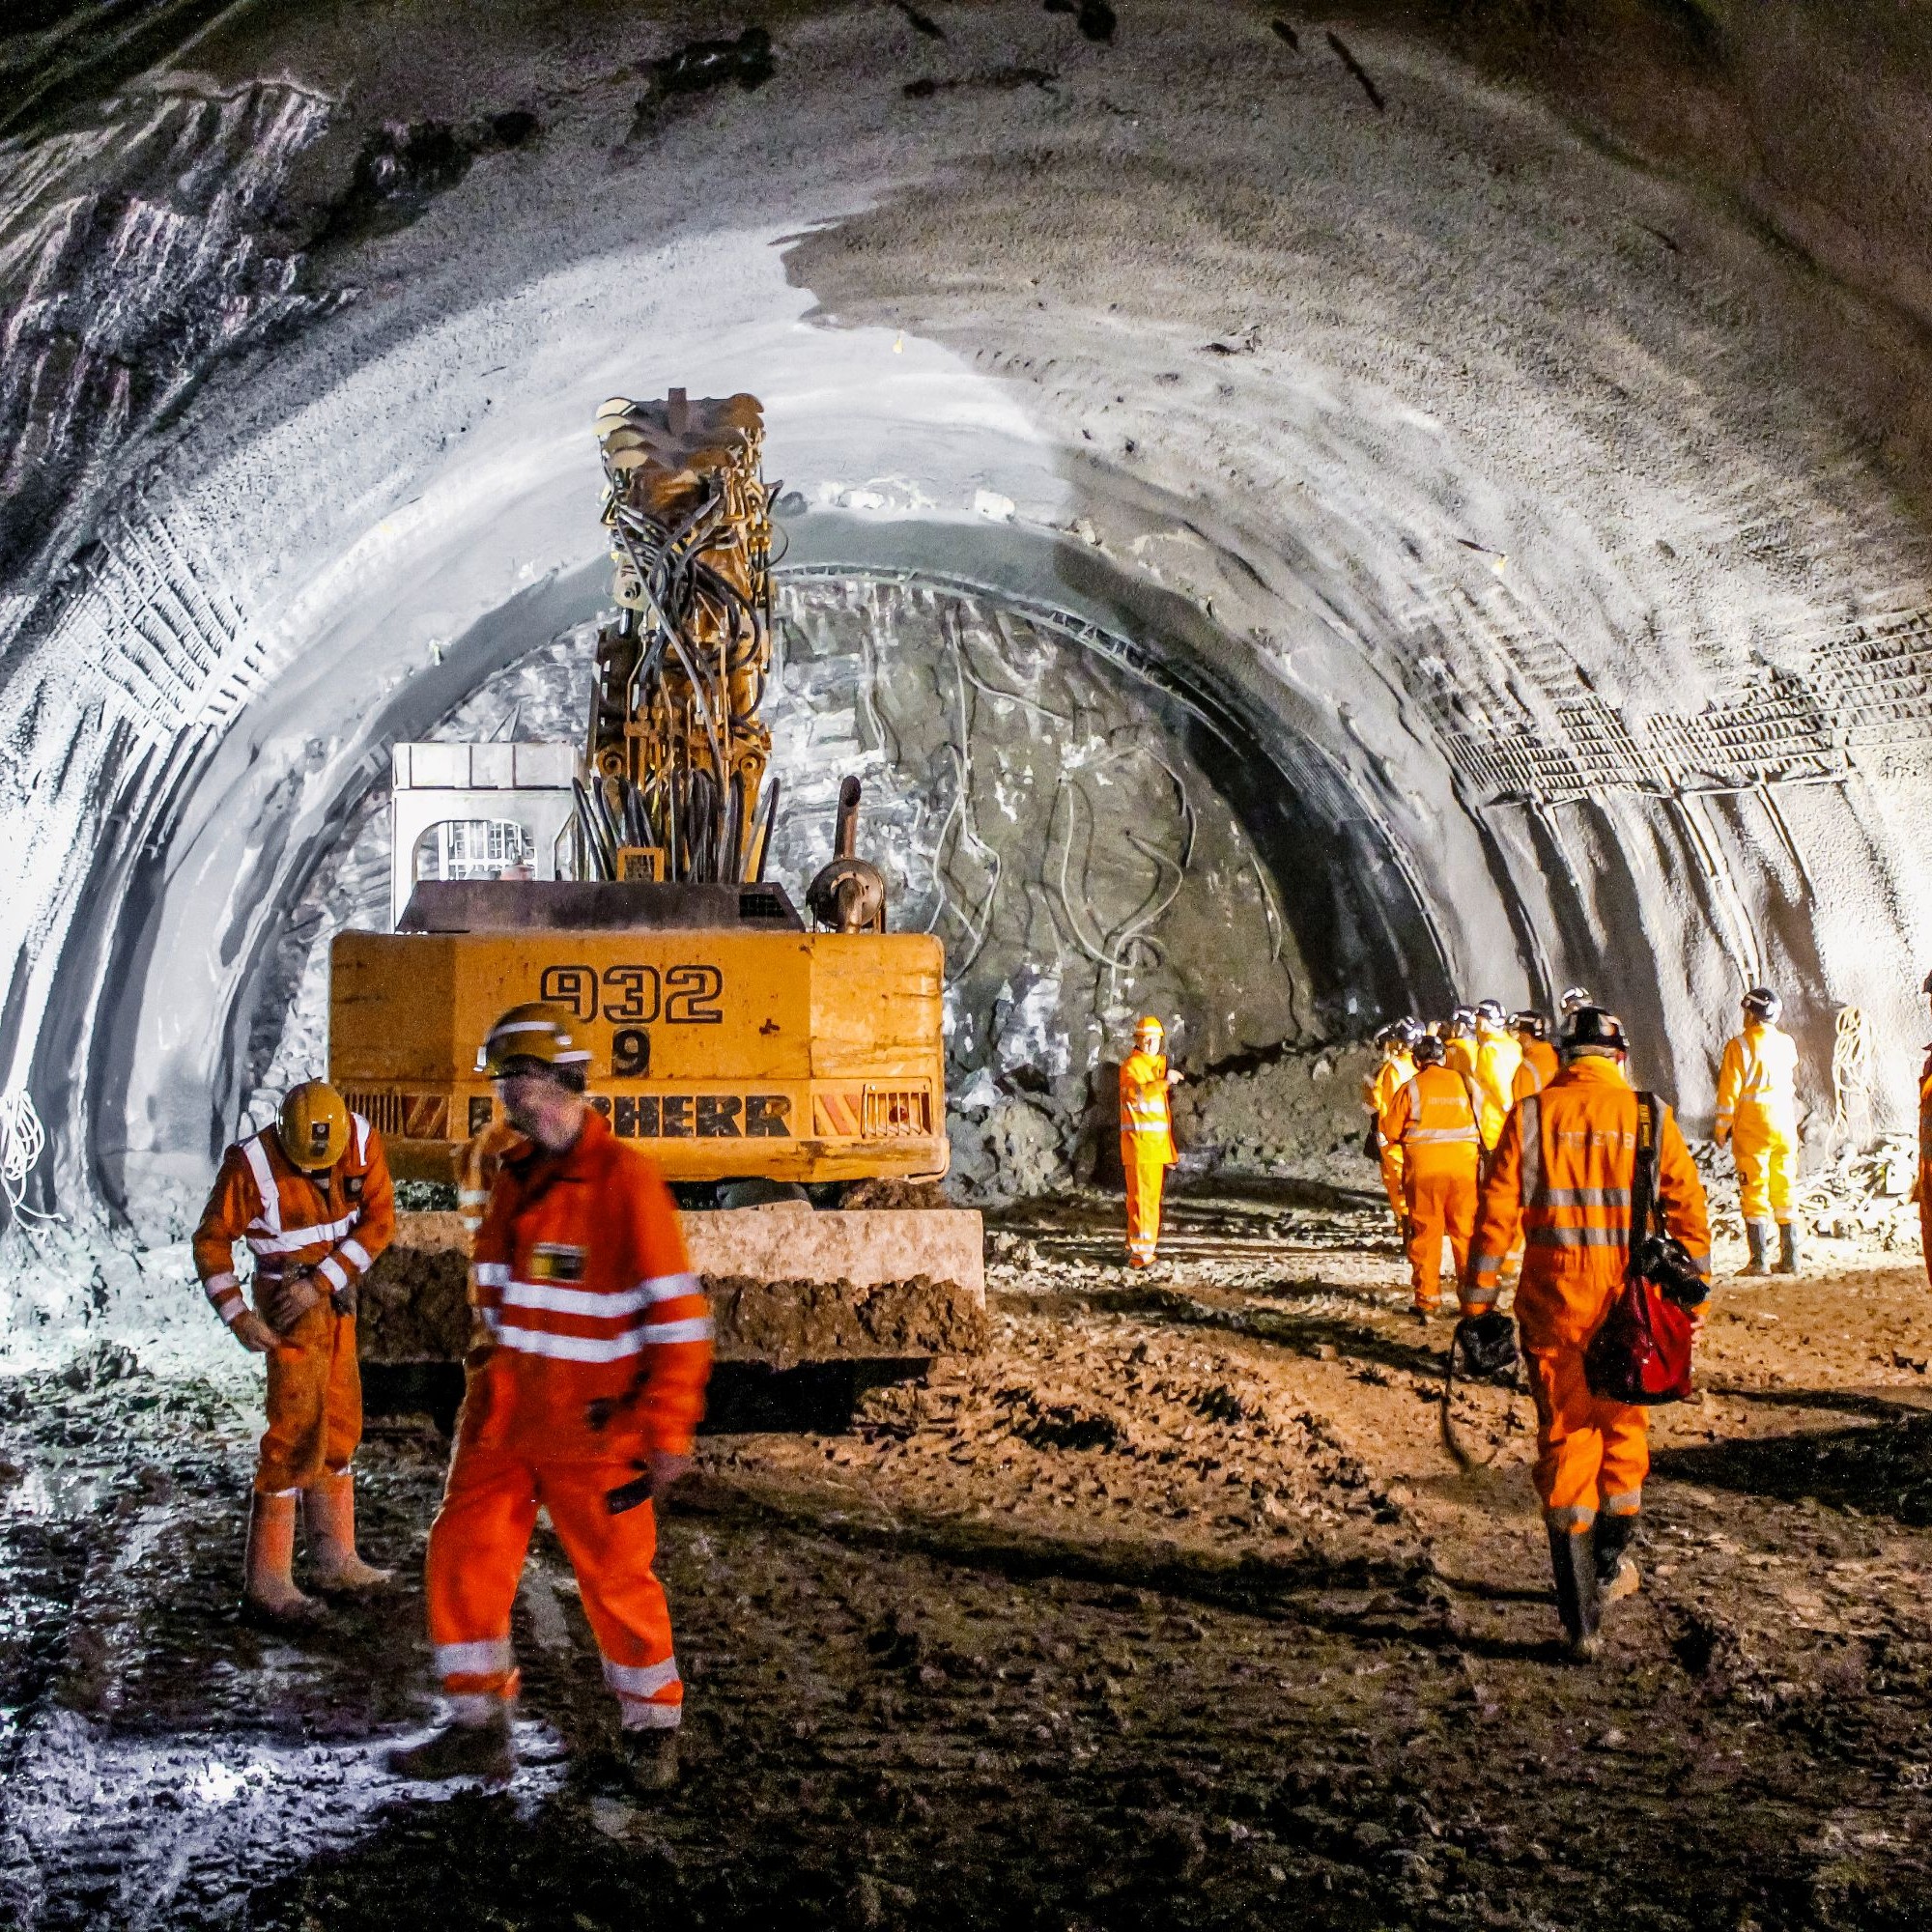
<box><xmin>435</xmin><ymin>1637</ymin><xmax>514</xmax><ymax>1679</ymax></box>
<box><xmin>642</xmin><ymin>1316</ymin><xmax>714</xmax><ymax>1345</ymax></box>
<box><xmin>352</xmin><ymin>1112</ymin><xmax>370</xmax><ymax>1163</ymax></box>
<box><xmin>603</xmin><ymin>1657</ymin><xmax>680</xmax><ymax>1698</ymax></box>
<box><xmin>458</xmin><ymin>1190</ymin><xmax>489</xmax><ymax>1207</ymax></box>
<box><xmin>472</xmin><ymin>1263</ymin><xmax>511</xmax><ymax>1288</ymax></box>
<box><xmin>317</xmin><ymin>1255</ymin><xmax>350</xmax><ymax>1293</ymax></box>
<box><xmin>1519</xmin><ymin>1094</ymin><xmax>1542</xmax><ymax>1205</ymax></box>
<box><xmin>639</xmin><ymin>1271</ymin><xmax>702</xmax><ymax>1306</ymax></box>
<box><xmin>340</xmin><ymin>1237</ymin><xmax>373</xmax><ymax>1275</ymax></box>
<box><xmin>241</xmin><ymin>1135</ymin><xmax>281</xmax><ymax>1235</ymax></box>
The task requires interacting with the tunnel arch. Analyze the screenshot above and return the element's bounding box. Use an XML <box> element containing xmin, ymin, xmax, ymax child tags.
<box><xmin>2</xmin><ymin>1</ymin><xmax>1930</xmax><ymax>1242</ymax></box>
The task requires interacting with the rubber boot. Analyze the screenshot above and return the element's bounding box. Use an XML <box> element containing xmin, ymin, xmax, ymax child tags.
<box><xmin>303</xmin><ymin>1470</ymin><xmax>392</xmax><ymax>1593</ymax></box>
<box><xmin>620</xmin><ymin>1727</ymin><xmax>680</xmax><ymax>1794</ymax></box>
<box><xmin>1594</xmin><ymin>1509</ymin><xmax>1641</xmax><ymax>1606</ymax></box>
<box><xmin>1548</xmin><ymin>1525</ymin><xmax>1602</xmax><ymax>1661</ymax></box>
<box><xmin>1772</xmin><ymin>1222</ymin><xmax>1800</xmax><ymax>1277</ymax></box>
<box><xmin>243</xmin><ymin>1491</ymin><xmax>324</xmax><ymax>1630</ymax></box>
<box><xmin>1740</xmin><ymin>1221</ymin><xmax>1769</xmax><ymax>1278</ymax></box>
<box><xmin>385</xmin><ymin>1703</ymin><xmax>516</xmax><ymax>1783</ymax></box>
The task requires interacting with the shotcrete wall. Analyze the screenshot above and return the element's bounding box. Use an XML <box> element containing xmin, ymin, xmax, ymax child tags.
<box><xmin>2</xmin><ymin>0</ymin><xmax>1931</xmax><ymax>1258</ymax></box>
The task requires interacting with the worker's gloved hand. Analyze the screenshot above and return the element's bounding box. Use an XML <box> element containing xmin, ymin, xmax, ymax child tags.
<box><xmin>329</xmin><ymin>1279</ymin><xmax>357</xmax><ymax>1319</ymax></box>
<box><xmin>263</xmin><ymin>1269</ymin><xmax>324</xmax><ymax>1333</ymax></box>
<box><xmin>229</xmin><ymin>1310</ymin><xmax>282</xmax><ymax>1355</ymax></box>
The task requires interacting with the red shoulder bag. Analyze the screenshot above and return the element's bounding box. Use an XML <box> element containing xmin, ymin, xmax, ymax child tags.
<box><xmin>1583</xmin><ymin>1093</ymin><xmax>1698</xmax><ymax>1406</ymax></box>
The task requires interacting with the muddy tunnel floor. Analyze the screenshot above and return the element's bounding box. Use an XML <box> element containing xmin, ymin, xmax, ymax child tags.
<box><xmin>6</xmin><ymin>1187</ymin><xmax>1932</xmax><ymax>1930</ymax></box>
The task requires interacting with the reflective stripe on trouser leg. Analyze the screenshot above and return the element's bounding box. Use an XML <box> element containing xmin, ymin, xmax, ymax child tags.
<box><xmin>255</xmin><ymin>1303</ymin><xmax>362</xmax><ymax>1494</ymax></box>
<box><xmin>537</xmin><ymin>1467</ymin><xmax>683</xmax><ymax>1730</ymax></box>
<box><xmin>425</xmin><ymin>1442</ymin><xmax>542</xmax><ymax>1703</ymax></box>
<box><xmin>1124</xmin><ymin>1149</ymin><xmax>1165</xmax><ymax>1262</ymax></box>
<box><xmin>1601</xmin><ymin>1489</ymin><xmax>1642</xmax><ymax>1518</ymax></box>
<box><xmin>1527</xmin><ymin>1345</ymin><xmax>1649</xmax><ymax>1524</ymax></box>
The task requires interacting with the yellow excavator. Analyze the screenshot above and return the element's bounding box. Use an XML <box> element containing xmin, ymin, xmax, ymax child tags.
<box><xmin>328</xmin><ymin>391</ymin><xmax>983</xmax><ymax>1381</ymax></box>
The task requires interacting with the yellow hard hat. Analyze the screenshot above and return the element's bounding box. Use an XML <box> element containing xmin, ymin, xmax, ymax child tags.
<box><xmin>477</xmin><ymin>1001</ymin><xmax>594</xmax><ymax>1078</ymax></box>
<box><xmin>278</xmin><ymin>1081</ymin><xmax>350</xmax><ymax>1172</ymax></box>
<box><xmin>1134</xmin><ymin>1014</ymin><xmax>1164</xmax><ymax>1043</ymax></box>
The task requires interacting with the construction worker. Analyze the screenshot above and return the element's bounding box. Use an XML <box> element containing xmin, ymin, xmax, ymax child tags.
<box><xmin>1463</xmin><ymin>1008</ymin><xmax>1710</xmax><ymax>1659</ymax></box>
<box><xmin>1365</xmin><ymin>1019</ymin><xmax>1419</xmax><ymax>1229</ymax></box>
<box><xmin>1918</xmin><ymin>969</ymin><xmax>1932</xmax><ymax>1294</ymax></box>
<box><xmin>1380</xmin><ymin>1033</ymin><xmax>1481</xmax><ymax>1319</ymax></box>
<box><xmin>1471</xmin><ymin>999</ymin><xmax>1523</xmax><ymax>1153</ymax></box>
<box><xmin>1714</xmin><ymin>986</ymin><xmax>1802</xmax><ymax>1277</ymax></box>
<box><xmin>1444</xmin><ymin>1008</ymin><xmax>1478</xmax><ymax>1081</ymax></box>
<box><xmin>457</xmin><ymin>1115</ymin><xmax>525</xmax><ymax>1239</ymax></box>
<box><xmin>193</xmin><ymin>1080</ymin><xmax>395</xmax><ymax>1626</ymax></box>
<box><xmin>1121</xmin><ymin>1015</ymin><xmax>1181</xmax><ymax>1267</ymax></box>
<box><xmin>388</xmin><ymin>1003</ymin><xmax>713</xmax><ymax>1792</ymax></box>
<box><xmin>1511</xmin><ymin>1011</ymin><xmax>1559</xmax><ymax>1103</ymax></box>
<box><xmin>1559</xmin><ymin>986</ymin><xmax>1594</xmax><ymax>1018</ymax></box>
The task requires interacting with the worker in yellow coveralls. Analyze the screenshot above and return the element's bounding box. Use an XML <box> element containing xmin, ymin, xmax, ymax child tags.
<box><xmin>1715</xmin><ymin>986</ymin><xmax>1801</xmax><ymax>1277</ymax></box>
<box><xmin>1121</xmin><ymin>1016</ymin><xmax>1181</xmax><ymax>1267</ymax></box>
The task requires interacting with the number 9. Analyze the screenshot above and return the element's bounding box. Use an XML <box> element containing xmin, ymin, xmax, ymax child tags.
<box><xmin>612</xmin><ymin>1028</ymin><xmax>651</xmax><ymax>1078</ymax></box>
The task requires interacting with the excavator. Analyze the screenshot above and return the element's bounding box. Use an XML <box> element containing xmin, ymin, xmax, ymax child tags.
<box><xmin>327</xmin><ymin>391</ymin><xmax>984</xmax><ymax>1390</ymax></box>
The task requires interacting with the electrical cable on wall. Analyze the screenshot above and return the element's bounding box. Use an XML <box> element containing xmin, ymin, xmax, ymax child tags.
<box><xmin>0</xmin><ymin>1089</ymin><xmax>59</xmax><ymax>1228</ymax></box>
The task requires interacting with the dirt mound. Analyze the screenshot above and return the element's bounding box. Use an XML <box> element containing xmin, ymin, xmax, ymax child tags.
<box><xmin>710</xmin><ymin>1274</ymin><xmax>990</xmax><ymax>1369</ymax></box>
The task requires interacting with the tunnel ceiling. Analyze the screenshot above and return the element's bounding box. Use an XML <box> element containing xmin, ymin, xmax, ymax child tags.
<box><xmin>3</xmin><ymin>0</ymin><xmax>1932</xmax><ymax>1227</ymax></box>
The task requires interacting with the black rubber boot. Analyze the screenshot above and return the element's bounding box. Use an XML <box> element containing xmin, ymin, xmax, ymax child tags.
<box><xmin>1772</xmin><ymin>1223</ymin><xmax>1800</xmax><ymax>1276</ymax></box>
<box><xmin>1548</xmin><ymin>1525</ymin><xmax>1602</xmax><ymax>1660</ymax></box>
<box><xmin>385</xmin><ymin>1708</ymin><xmax>516</xmax><ymax>1783</ymax></box>
<box><xmin>1740</xmin><ymin>1222</ymin><xmax>1769</xmax><ymax>1277</ymax></box>
<box><xmin>578</xmin><ymin>1727</ymin><xmax>679</xmax><ymax>1798</ymax></box>
<box><xmin>1594</xmin><ymin>1509</ymin><xmax>1641</xmax><ymax>1605</ymax></box>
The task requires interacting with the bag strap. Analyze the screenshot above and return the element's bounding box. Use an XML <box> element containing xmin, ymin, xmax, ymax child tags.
<box><xmin>1630</xmin><ymin>1092</ymin><xmax>1661</xmax><ymax>1280</ymax></box>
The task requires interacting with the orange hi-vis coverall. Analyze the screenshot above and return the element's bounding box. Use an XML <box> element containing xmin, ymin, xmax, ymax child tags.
<box><xmin>1512</xmin><ymin>1037</ymin><xmax>1559</xmax><ymax>1104</ymax></box>
<box><xmin>1715</xmin><ymin>1021</ymin><xmax>1800</xmax><ymax>1225</ymax></box>
<box><xmin>1463</xmin><ymin>1058</ymin><xmax>1710</xmax><ymax>1541</ymax></box>
<box><xmin>457</xmin><ymin>1119</ymin><xmax>526</xmax><ymax>1238</ymax></box>
<box><xmin>193</xmin><ymin>1116</ymin><xmax>394</xmax><ymax>1495</ymax></box>
<box><xmin>1367</xmin><ymin>1049</ymin><xmax>1416</xmax><ymax>1225</ymax></box>
<box><xmin>426</xmin><ymin>1109</ymin><xmax>713</xmax><ymax>1731</ymax></box>
<box><xmin>1121</xmin><ymin>1049</ymin><xmax>1176</xmax><ymax>1264</ymax></box>
<box><xmin>1382</xmin><ymin>1064</ymin><xmax>1481</xmax><ymax>1312</ymax></box>
<box><xmin>1472</xmin><ymin>1024</ymin><xmax>1523</xmax><ymax>1153</ymax></box>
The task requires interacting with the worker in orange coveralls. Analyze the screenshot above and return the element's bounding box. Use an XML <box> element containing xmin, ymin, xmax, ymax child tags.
<box><xmin>1510</xmin><ymin>1010</ymin><xmax>1560</xmax><ymax>1103</ymax></box>
<box><xmin>387</xmin><ymin>1003</ymin><xmax>713</xmax><ymax>1794</ymax></box>
<box><xmin>1380</xmin><ymin>1033</ymin><xmax>1481</xmax><ymax>1320</ymax></box>
<box><xmin>1121</xmin><ymin>1015</ymin><xmax>1182</xmax><ymax>1267</ymax></box>
<box><xmin>1462</xmin><ymin>1007</ymin><xmax>1710</xmax><ymax>1659</ymax></box>
<box><xmin>1366</xmin><ymin>1019</ymin><xmax>1420</xmax><ymax>1230</ymax></box>
<box><xmin>193</xmin><ymin>1080</ymin><xmax>395</xmax><ymax>1626</ymax></box>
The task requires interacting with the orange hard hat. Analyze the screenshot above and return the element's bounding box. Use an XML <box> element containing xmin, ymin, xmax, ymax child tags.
<box><xmin>277</xmin><ymin>1081</ymin><xmax>349</xmax><ymax>1172</ymax></box>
